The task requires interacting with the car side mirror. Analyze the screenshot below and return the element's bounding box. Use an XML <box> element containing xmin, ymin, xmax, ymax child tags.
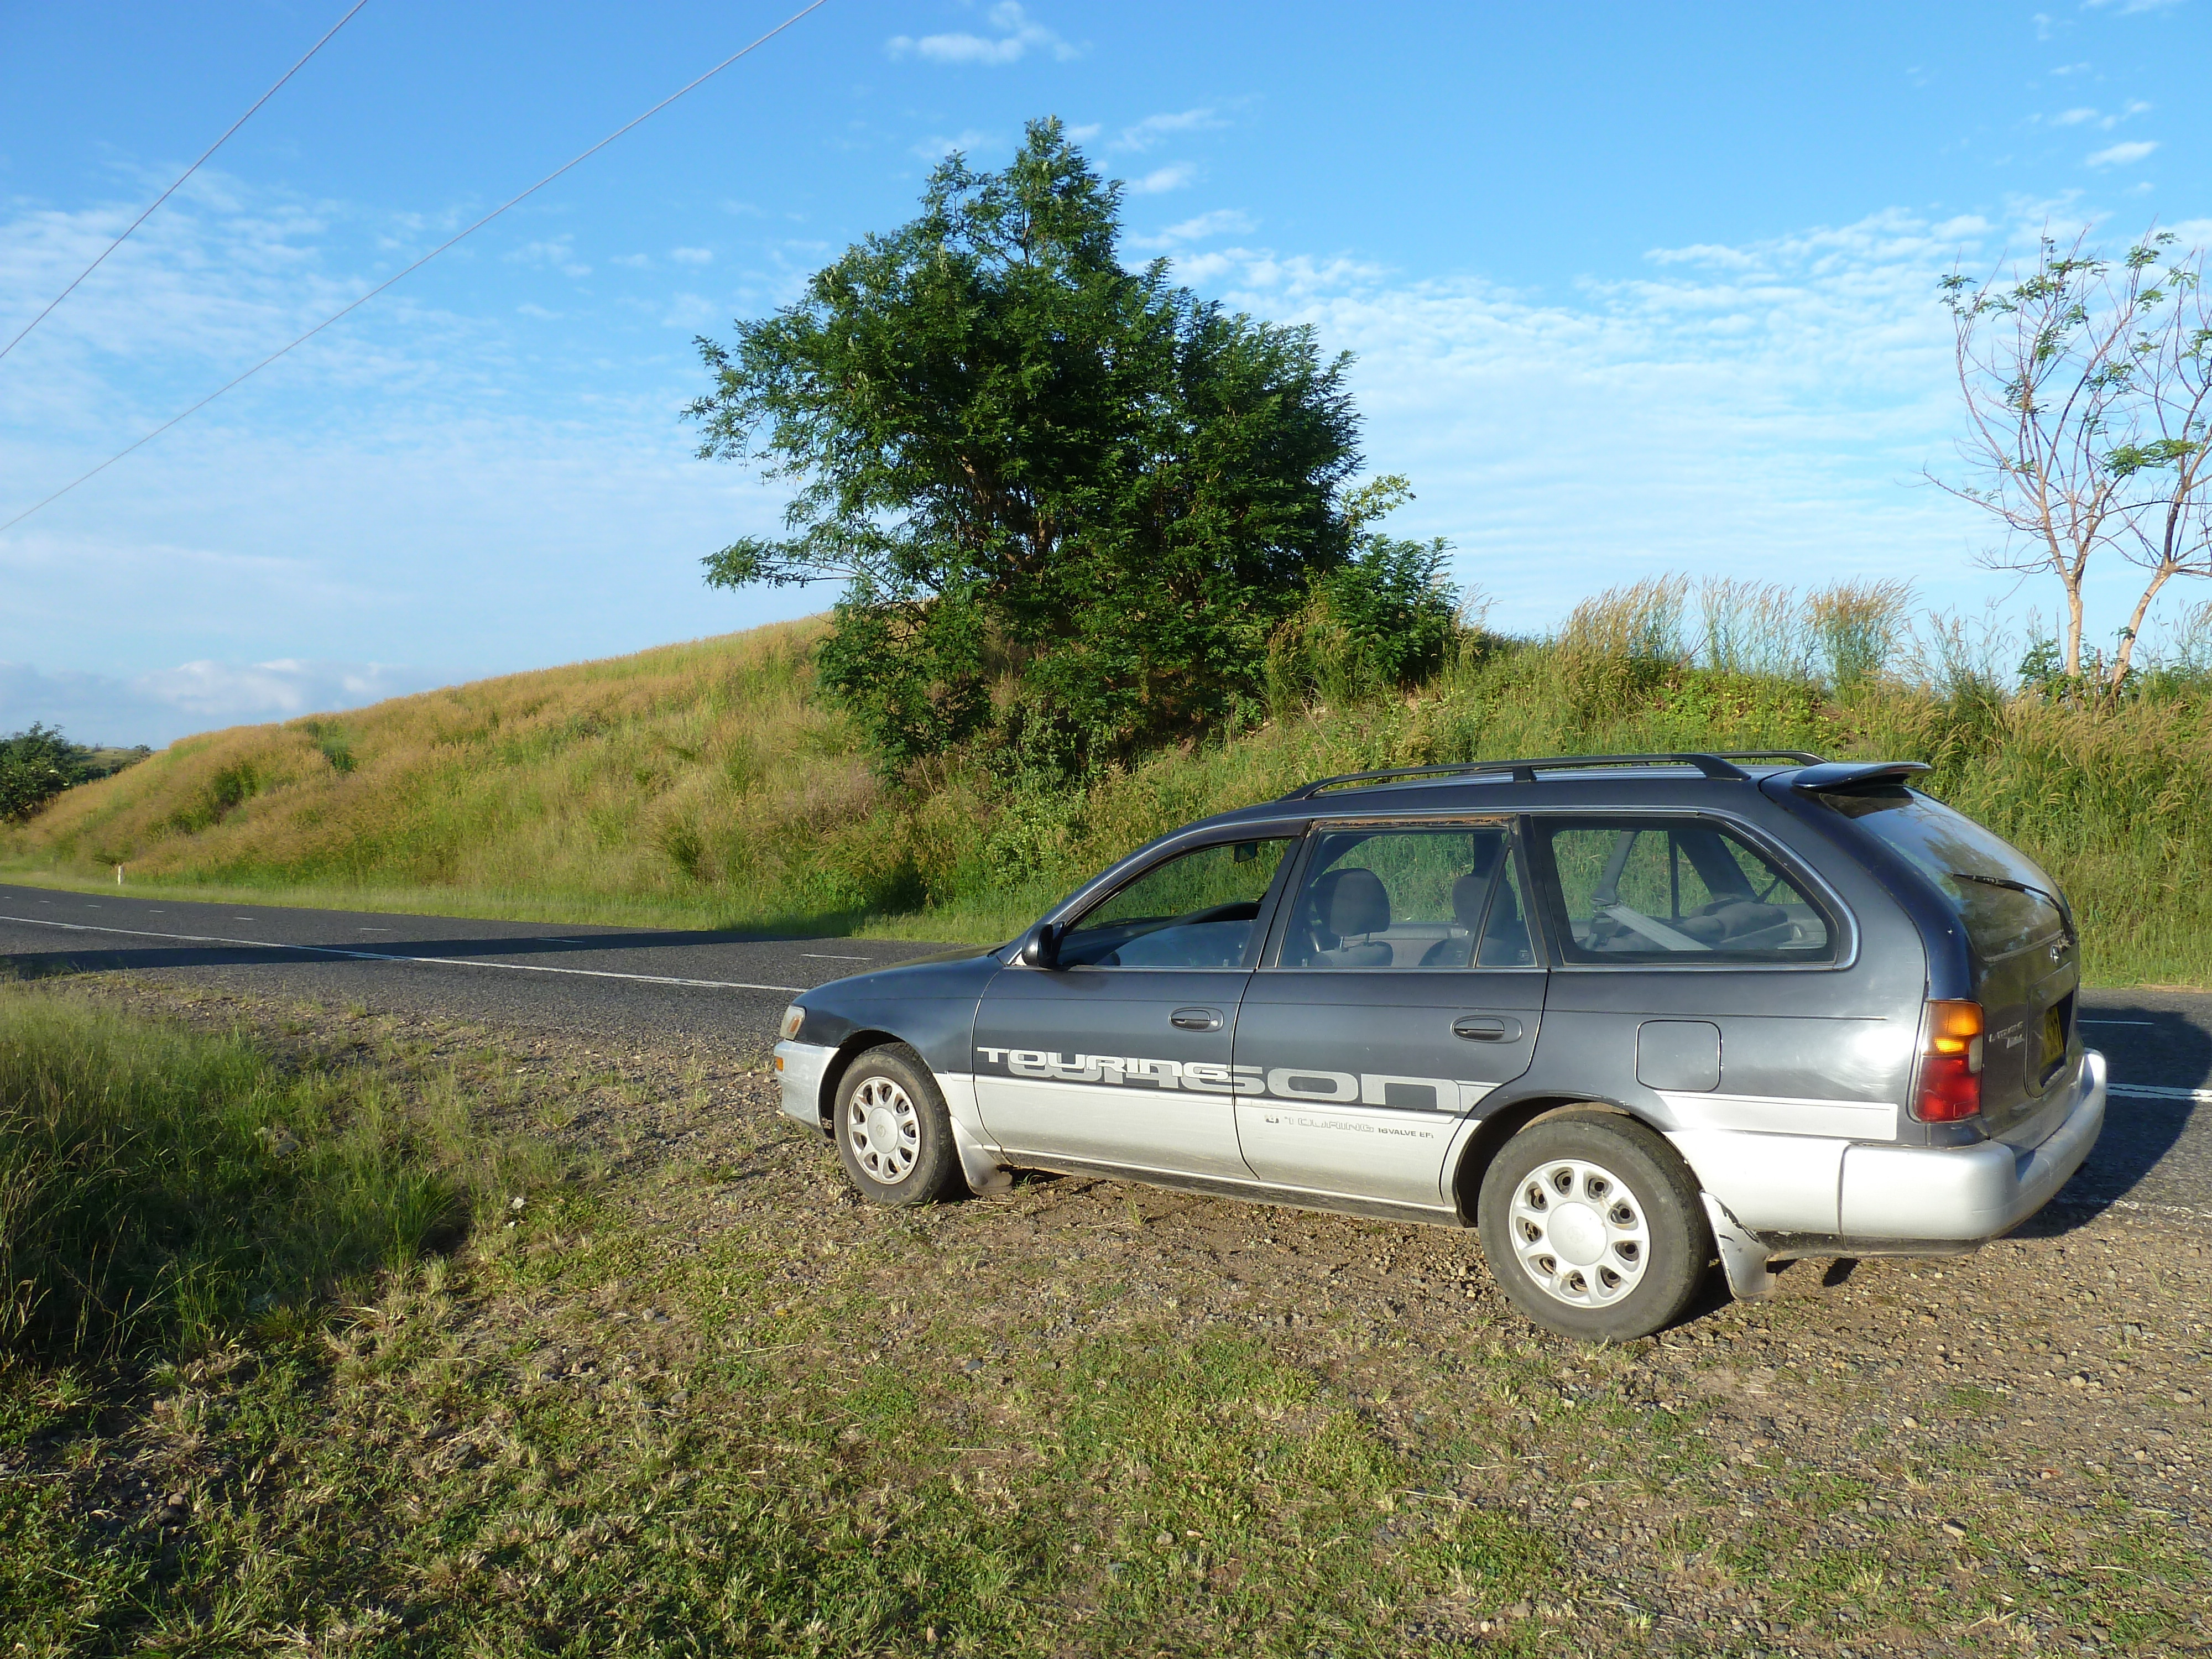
<box><xmin>1021</xmin><ymin>921</ymin><xmax>1065</xmax><ymax>969</ymax></box>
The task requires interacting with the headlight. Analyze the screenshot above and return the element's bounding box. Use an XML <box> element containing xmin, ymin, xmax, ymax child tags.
<box><xmin>779</xmin><ymin>1004</ymin><xmax>806</xmax><ymax>1042</ymax></box>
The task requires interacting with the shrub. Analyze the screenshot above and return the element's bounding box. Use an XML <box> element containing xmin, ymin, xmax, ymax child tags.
<box><xmin>1265</xmin><ymin>534</ymin><xmax>1463</xmax><ymax>717</ymax></box>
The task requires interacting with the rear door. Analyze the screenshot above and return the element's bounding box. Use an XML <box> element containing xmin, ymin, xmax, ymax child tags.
<box><xmin>1820</xmin><ymin>788</ymin><xmax>2079</xmax><ymax>1137</ymax></box>
<box><xmin>1230</xmin><ymin>818</ymin><xmax>1546</xmax><ymax>1209</ymax></box>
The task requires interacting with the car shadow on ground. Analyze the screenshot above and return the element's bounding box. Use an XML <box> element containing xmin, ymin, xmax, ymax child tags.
<box><xmin>2013</xmin><ymin>1002</ymin><xmax>2209</xmax><ymax>1238</ymax></box>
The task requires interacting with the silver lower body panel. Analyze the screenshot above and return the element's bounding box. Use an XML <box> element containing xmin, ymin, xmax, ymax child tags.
<box><xmin>1005</xmin><ymin>1154</ymin><xmax>1465</xmax><ymax>1229</ymax></box>
<box><xmin>1669</xmin><ymin>1050</ymin><xmax>2106</xmax><ymax>1255</ymax></box>
<box><xmin>1835</xmin><ymin>1050</ymin><xmax>2106</xmax><ymax>1241</ymax></box>
<box><xmin>774</xmin><ymin>1040</ymin><xmax>834</xmax><ymax>1133</ymax></box>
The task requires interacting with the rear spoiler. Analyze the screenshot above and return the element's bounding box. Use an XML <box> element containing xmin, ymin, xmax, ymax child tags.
<box><xmin>1788</xmin><ymin>760</ymin><xmax>1931</xmax><ymax>796</ymax></box>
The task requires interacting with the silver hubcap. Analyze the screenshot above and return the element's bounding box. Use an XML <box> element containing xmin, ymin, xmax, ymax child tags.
<box><xmin>1509</xmin><ymin>1156</ymin><xmax>1651</xmax><ymax>1307</ymax></box>
<box><xmin>846</xmin><ymin>1076</ymin><xmax>921</xmax><ymax>1185</ymax></box>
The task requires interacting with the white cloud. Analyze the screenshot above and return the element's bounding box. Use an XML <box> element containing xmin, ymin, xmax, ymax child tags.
<box><xmin>2085</xmin><ymin>0</ymin><xmax>2185</xmax><ymax>12</ymax></box>
<box><xmin>1112</xmin><ymin>108</ymin><xmax>1224</xmax><ymax>153</ymax></box>
<box><xmin>1065</xmin><ymin>122</ymin><xmax>1102</xmax><ymax>141</ymax></box>
<box><xmin>670</xmin><ymin>247</ymin><xmax>714</xmax><ymax>265</ymax></box>
<box><xmin>1128</xmin><ymin>208</ymin><xmax>1256</xmax><ymax>250</ymax></box>
<box><xmin>2054</xmin><ymin>100</ymin><xmax>2154</xmax><ymax>129</ymax></box>
<box><xmin>609</xmin><ymin>252</ymin><xmax>653</xmax><ymax>268</ymax></box>
<box><xmin>1160</xmin><ymin>209</ymin><xmax>2195</xmax><ymax>636</ymax></box>
<box><xmin>0</xmin><ymin>173</ymin><xmax>823</xmax><ymax>739</ymax></box>
<box><xmin>507</xmin><ymin>235</ymin><xmax>591</xmax><ymax>278</ymax></box>
<box><xmin>1</xmin><ymin>658</ymin><xmax>448</xmax><ymax>747</ymax></box>
<box><xmin>1644</xmin><ymin>242</ymin><xmax>1760</xmax><ymax>269</ymax></box>
<box><xmin>138</xmin><ymin>660</ymin><xmax>440</xmax><ymax>722</ymax></box>
<box><xmin>2087</xmin><ymin>139</ymin><xmax>2159</xmax><ymax>165</ymax></box>
<box><xmin>1126</xmin><ymin>163</ymin><xmax>1198</xmax><ymax>195</ymax></box>
<box><xmin>913</xmin><ymin>128</ymin><xmax>999</xmax><ymax>161</ymax></box>
<box><xmin>4</xmin><ymin>154</ymin><xmax>2203</xmax><ymax>726</ymax></box>
<box><xmin>885</xmin><ymin>2</ymin><xmax>1081</xmax><ymax>65</ymax></box>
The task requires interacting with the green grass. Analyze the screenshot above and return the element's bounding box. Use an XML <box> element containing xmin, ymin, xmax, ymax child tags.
<box><xmin>0</xmin><ymin>989</ymin><xmax>552</xmax><ymax>1357</ymax></box>
<box><xmin>0</xmin><ymin>993</ymin><xmax>1559</xmax><ymax>1655</ymax></box>
<box><xmin>4</xmin><ymin>992</ymin><xmax>2205</xmax><ymax>1655</ymax></box>
<box><xmin>12</xmin><ymin>596</ymin><xmax>2212</xmax><ymax>981</ymax></box>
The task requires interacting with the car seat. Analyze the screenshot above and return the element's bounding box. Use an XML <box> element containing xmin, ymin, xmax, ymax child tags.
<box><xmin>1303</xmin><ymin>867</ymin><xmax>1395</xmax><ymax>967</ymax></box>
<box><xmin>1416</xmin><ymin>870</ymin><xmax>1491</xmax><ymax>967</ymax></box>
<box><xmin>1676</xmin><ymin>896</ymin><xmax>1788</xmax><ymax>946</ymax></box>
<box><xmin>1478</xmin><ymin>874</ymin><xmax>1533</xmax><ymax>965</ymax></box>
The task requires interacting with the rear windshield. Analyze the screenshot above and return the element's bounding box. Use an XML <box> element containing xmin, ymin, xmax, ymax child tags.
<box><xmin>1828</xmin><ymin>789</ymin><xmax>2065</xmax><ymax>959</ymax></box>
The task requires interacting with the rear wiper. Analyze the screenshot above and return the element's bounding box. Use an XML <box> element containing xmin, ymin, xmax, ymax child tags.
<box><xmin>1948</xmin><ymin>870</ymin><xmax>2063</xmax><ymax>908</ymax></box>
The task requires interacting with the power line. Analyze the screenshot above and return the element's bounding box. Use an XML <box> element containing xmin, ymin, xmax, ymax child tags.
<box><xmin>0</xmin><ymin>0</ymin><xmax>835</xmax><ymax>537</ymax></box>
<box><xmin>0</xmin><ymin>0</ymin><xmax>374</xmax><ymax>366</ymax></box>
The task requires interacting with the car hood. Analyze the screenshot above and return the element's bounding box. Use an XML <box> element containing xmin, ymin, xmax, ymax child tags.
<box><xmin>800</xmin><ymin>946</ymin><xmax>1004</xmax><ymax>1006</ymax></box>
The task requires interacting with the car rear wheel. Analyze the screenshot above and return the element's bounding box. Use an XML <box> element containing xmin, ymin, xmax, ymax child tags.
<box><xmin>1477</xmin><ymin>1109</ymin><xmax>1710</xmax><ymax>1340</ymax></box>
<box><xmin>834</xmin><ymin>1044</ymin><xmax>961</xmax><ymax>1207</ymax></box>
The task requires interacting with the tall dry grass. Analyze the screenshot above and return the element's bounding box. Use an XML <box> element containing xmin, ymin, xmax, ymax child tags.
<box><xmin>4</xmin><ymin>620</ymin><xmax>911</xmax><ymax>929</ymax></box>
<box><xmin>10</xmin><ymin>583</ymin><xmax>2212</xmax><ymax>983</ymax></box>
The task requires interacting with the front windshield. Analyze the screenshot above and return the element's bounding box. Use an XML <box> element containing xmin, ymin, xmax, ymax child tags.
<box><xmin>1828</xmin><ymin>789</ymin><xmax>2065</xmax><ymax>959</ymax></box>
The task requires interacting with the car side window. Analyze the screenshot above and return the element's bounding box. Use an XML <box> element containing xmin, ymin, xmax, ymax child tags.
<box><xmin>1277</xmin><ymin>825</ymin><xmax>1514</xmax><ymax>969</ymax></box>
<box><xmin>1059</xmin><ymin>838</ymin><xmax>1292</xmax><ymax>969</ymax></box>
<box><xmin>1532</xmin><ymin>817</ymin><xmax>1836</xmax><ymax>965</ymax></box>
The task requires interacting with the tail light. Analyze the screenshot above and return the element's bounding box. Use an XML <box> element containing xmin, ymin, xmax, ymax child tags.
<box><xmin>1913</xmin><ymin>1000</ymin><xmax>1985</xmax><ymax>1123</ymax></box>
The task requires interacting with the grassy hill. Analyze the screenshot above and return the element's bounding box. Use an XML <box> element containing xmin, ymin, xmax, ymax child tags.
<box><xmin>9</xmin><ymin>602</ymin><xmax>2212</xmax><ymax>984</ymax></box>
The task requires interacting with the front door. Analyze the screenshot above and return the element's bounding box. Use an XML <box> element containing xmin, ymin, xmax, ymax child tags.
<box><xmin>1233</xmin><ymin>820</ymin><xmax>1546</xmax><ymax>1209</ymax></box>
<box><xmin>972</xmin><ymin>834</ymin><xmax>1297</xmax><ymax>1179</ymax></box>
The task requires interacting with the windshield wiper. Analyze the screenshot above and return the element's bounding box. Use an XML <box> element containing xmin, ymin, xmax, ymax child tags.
<box><xmin>1948</xmin><ymin>870</ymin><xmax>2063</xmax><ymax>908</ymax></box>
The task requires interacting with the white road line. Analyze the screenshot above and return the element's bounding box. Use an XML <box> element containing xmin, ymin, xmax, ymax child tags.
<box><xmin>2107</xmin><ymin>1084</ymin><xmax>2212</xmax><ymax>1103</ymax></box>
<box><xmin>2081</xmin><ymin>1019</ymin><xmax>2156</xmax><ymax>1026</ymax></box>
<box><xmin>802</xmin><ymin>953</ymin><xmax>873</xmax><ymax>961</ymax></box>
<box><xmin>0</xmin><ymin>912</ymin><xmax>805</xmax><ymax>995</ymax></box>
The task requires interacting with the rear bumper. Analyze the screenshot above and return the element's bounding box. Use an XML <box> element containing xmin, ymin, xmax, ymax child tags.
<box><xmin>774</xmin><ymin>1040</ymin><xmax>835</xmax><ymax>1134</ymax></box>
<box><xmin>1835</xmin><ymin>1050</ymin><xmax>2107</xmax><ymax>1241</ymax></box>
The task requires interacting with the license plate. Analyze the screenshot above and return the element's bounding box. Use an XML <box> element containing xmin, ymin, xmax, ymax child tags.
<box><xmin>2041</xmin><ymin>1003</ymin><xmax>2068</xmax><ymax>1074</ymax></box>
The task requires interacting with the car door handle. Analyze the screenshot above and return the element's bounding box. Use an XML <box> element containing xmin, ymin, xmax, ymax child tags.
<box><xmin>1171</xmin><ymin>1006</ymin><xmax>1223</xmax><ymax>1032</ymax></box>
<box><xmin>1453</xmin><ymin>1015</ymin><xmax>1522</xmax><ymax>1042</ymax></box>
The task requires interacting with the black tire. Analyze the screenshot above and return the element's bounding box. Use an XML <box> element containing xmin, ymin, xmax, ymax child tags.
<box><xmin>833</xmin><ymin>1043</ymin><xmax>961</xmax><ymax>1207</ymax></box>
<box><xmin>1476</xmin><ymin>1108</ymin><xmax>1711</xmax><ymax>1340</ymax></box>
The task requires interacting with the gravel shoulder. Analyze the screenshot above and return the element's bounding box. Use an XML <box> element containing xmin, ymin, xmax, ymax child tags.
<box><xmin>9</xmin><ymin>974</ymin><xmax>2206</xmax><ymax>1657</ymax></box>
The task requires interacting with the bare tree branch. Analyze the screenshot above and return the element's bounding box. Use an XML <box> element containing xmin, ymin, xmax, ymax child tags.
<box><xmin>1928</xmin><ymin>227</ymin><xmax>2185</xmax><ymax>683</ymax></box>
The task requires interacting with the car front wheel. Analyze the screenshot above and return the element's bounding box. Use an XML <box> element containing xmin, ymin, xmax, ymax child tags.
<box><xmin>1477</xmin><ymin>1109</ymin><xmax>1710</xmax><ymax>1340</ymax></box>
<box><xmin>834</xmin><ymin>1044</ymin><xmax>961</xmax><ymax>1207</ymax></box>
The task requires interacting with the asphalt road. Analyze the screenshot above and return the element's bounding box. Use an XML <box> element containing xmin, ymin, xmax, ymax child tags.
<box><xmin>0</xmin><ymin>883</ymin><xmax>945</xmax><ymax>1052</ymax></box>
<box><xmin>3</xmin><ymin>882</ymin><xmax>2208</xmax><ymax>1220</ymax></box>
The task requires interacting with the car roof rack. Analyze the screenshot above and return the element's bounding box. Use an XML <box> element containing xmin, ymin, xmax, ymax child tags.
<box><xmin>1280</xmin><ymin>750</ymin><xmax>1827</xmax><ymax>801</ymax></box>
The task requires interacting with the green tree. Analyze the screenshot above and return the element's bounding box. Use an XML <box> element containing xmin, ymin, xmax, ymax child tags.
<box><xmin>687</xmin><ymin>117</ymin><xmax>1366</xmax><ymax>773</ymax></box>
<box><xmin>0</xmin><ymin>724</ymin><xmax>83</xmax><ymax>822</ymax></box>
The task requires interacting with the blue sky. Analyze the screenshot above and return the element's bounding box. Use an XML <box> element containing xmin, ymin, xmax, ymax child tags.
<box><xmin>2</xmin><ymin>0</ymin><xmax>2206</xmax><ymax>743</ymax></box>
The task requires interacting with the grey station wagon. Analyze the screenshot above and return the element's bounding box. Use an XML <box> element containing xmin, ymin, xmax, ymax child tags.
<box><xmin>774</xmin><ymin>753</ymin><xmax>2108</xmax><ymax>1338</ymax></box>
